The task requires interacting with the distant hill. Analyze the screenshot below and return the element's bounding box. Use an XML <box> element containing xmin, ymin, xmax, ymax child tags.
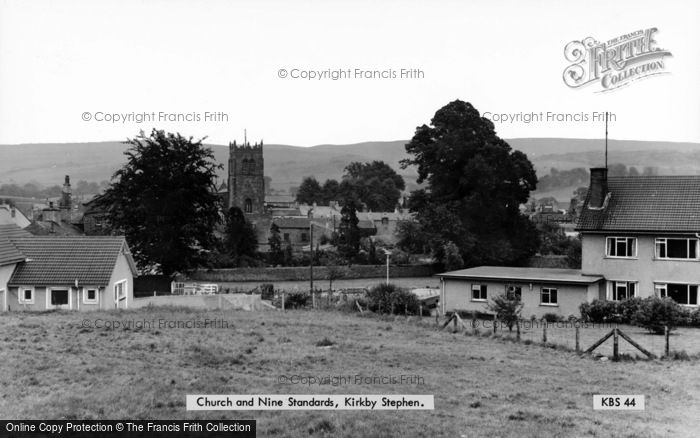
<box><xmin>1</xmin><ymin>138</ymin><xmax>699</xmax><ymax>200</ymax></box>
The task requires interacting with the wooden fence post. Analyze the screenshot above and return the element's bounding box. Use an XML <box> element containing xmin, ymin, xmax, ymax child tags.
<box><xmin>419</xmin><ymin>304</ymin><xmax>423</xmax><ymax>319</ymax></box>
<box><xmin>405</xmin><ymin>303</ymin><xmax>408</xmax><ymax>316</ymax></box>
<box><xmin>453</xmin><ymin>313</ymin><xmax>458</xmax><ymax>332</ymax></box>
<box><xmin>516</xmin><ymin>319</ymin><xmax>520</xmax><ymax>341</ymax></box>
<box><xmin>613</xmin><ymin>328</ymin><xmax>619</xmax><ymax>361</ymax></box>
<box><xmin>493</xmin><ymin>313</ymin><xmax>497</xmax><ymax>334</ymax></box>
<box><xmin>575</xmin><ymin>324</ymin><xmax>580</xmax><ymax>352</ymax></box>
<box><xmin>665</xmin><ymin>325</ymin><xmax>670</xmax><ymax>357</ymax></box>
<box><xmin>542</xmin><ymin>320</ymin><xmax>547</xmax><ymax>344</ymax></box>
<box><xmin>435</xmin><ymin>308</ymin><xmax>439</xmax><ymax>326</ymax></box>
<box><xmin>282</xmin><ymin>291</ymin><xmax>286</xmax><ymax>312</ymax></box>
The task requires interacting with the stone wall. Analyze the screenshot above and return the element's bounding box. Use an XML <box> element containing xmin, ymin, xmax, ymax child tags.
<box><xmin>186</xmin><ymin>264</ymin><xmax>435</xmax><ymax>282</ymax></box>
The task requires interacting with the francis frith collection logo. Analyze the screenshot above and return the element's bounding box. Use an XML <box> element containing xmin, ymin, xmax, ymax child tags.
<box><xmin>563</xmin><ymin>28</ymin><xmax>672</xmax><ymax>92</ymax></box>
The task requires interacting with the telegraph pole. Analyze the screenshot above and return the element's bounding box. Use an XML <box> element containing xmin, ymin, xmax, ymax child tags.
<box><xmin>309</xmin><ymin>223</ymin><xmax>314</xmax><ymax>307</ymax></box>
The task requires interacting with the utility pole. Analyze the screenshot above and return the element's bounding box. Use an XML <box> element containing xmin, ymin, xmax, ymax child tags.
<box><xmin>309</xmin><ymin>222</ymin><xmax>314</xmax><ymax>307</ymax></box>
<box><xmin>384</xmin><ymin>249</ymin><xmax>391</xmax><ymax>285</ymax></box>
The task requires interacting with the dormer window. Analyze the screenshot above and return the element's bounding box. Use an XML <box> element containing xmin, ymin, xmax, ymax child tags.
<box><xmin>606</xmin><ymin>237</ymin><xmax>637</xmax><ymax>258</ymax></box>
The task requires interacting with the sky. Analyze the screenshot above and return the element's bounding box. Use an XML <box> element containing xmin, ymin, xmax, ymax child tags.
<box><xmin>0</xmin><ymin>0</ymin><xmax>698</xmax><ymax>146</ymax></box>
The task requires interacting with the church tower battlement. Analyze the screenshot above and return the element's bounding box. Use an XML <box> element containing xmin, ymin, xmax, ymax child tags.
<box><xmin>228</xmin><ymin>139</ymin><xmax>265</xmax><ymax>215</ymax></box>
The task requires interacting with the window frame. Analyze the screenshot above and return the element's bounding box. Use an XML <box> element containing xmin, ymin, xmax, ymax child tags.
<box><xmin>605</xmin><ymin>237</ymin><xmax>637</xmax><ymax>259</ymax></box>
<box><xmin>114</xmin><ymin>279</ymin><xmax>127</xmax><ymax>303</ymax></box>
<box><xmin>654</xmin><ymin>237</ymin><xmax>699</xmax><ymax>261</ymax></box>
<box><xmin>505</xmin><ymin>284</ymin><xmax>522</xmax><ymax>301</ymax></box>
<box><xmin>655</xmin><ymin>282</ymin><xmax>699</xmax><ymax>306</ymax></box>
<box><xmin>540</xmin><ymin>287</ymin><xmax>558</xmax><ymax>306</ymax></box>
<box><xmin>471</xmin><ymin>284</ymin><xmax>487</xmax><ymax>302</ymax></box>
<box><xmin>18</xmin><ymin>287</ymin><xmax>34</xmax><ymax>304</ymax></box>
<box><xmin>46</xmin><ymin>287</ymin><xmax>71</xmax><ymax>309</ymax></box>
<box><xmin>607</xmin><ymin>280</ymin><xmax>637</xmax><ymax>302</ymax></box>
<box><xmin>83</xmin><ymin>287</ymin><xmax>99</xmax><ymax>305</ymax></box>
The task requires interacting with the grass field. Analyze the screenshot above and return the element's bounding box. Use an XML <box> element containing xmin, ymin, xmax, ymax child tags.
<box><xmin>1</xmin><ymin>307</ymin><xmax>699</xmax><ymax>437</ymax></box>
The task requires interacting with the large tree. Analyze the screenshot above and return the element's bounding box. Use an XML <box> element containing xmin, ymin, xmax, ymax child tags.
<box><xmin>337</xmin><ymin>197</ymin><xmax>361</xmax><ymax>262</ymax></box>
<box><xmin>98</xmin><ymin>129</ymin><xmax>222</xmax><ymax>275</ymax></box>
<box><xmin>295</xmin><ymin>176</ymin><xmax>323</xmax><ymax>205</ymax></box>
<box><xmin>224</xmin><ymin>206</ymin><xmax>258</xmax><ymax>262</ymax></box>
<box><xmin>401</xmin><ymin>100</ymin><xmax>539</xmax><ymax>266</ymax></box>
<box><xmin>342</xmin><ymin>161</ymin><xmax>405</xmax><ymax>211</ymax></box>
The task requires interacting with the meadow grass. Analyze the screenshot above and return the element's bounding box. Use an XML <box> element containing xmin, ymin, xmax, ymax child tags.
<box><xmin>0</xmin><ymin>307</ymin><xmax>698</xmax><ymax>437</ymax></box>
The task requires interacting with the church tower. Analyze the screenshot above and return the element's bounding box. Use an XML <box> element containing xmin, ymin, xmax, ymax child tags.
<box><xmin>228</xmin><ymin>139</ymin><xmax>265</xmax><ymax>216</ymax></box>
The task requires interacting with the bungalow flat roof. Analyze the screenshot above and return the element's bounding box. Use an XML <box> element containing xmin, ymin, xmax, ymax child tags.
<box><xmin>437</xmin><ymin>266</ymin><xmax>604</xmax><ymax>284</ymax></box>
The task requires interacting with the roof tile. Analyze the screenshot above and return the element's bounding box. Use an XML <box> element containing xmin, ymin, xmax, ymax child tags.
<box><xmin>577</xmin><ymin>176</ymin><xmax>700</xmax><ymax>232</ymax></box>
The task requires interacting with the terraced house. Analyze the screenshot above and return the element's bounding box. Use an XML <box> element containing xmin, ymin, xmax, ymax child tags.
<box><xmin>438</xmin><ymin>168</ymin><xmax>700</xmax><ymax>317</ymax></box>
<box><xmin>0</xmin><ymin>225</ymin><xmax>136</xmax><ymax>312</ymax></box>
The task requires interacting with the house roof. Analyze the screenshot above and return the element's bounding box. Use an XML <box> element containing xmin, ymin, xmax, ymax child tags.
<box><xmin>8</xmin><ymin>236</ymin><xmax>136</xmax><ymax>287</ymax></box>
<box><xmin>273</xmin><ymin>217</ymin><xmax>310</xmax><ymax>229</ymax></box>
<box><xmin>0</xmin><ymin>224</ymin><xmax>34</xmax><ymax>240</ymax></box>
<box><xmin>437</xmin><ymin>266</ymin><xmax>604</xmax><ymax>284</ymax></box>
<box><xmin>0</xmin><ymin>237</ymin><xmax>26</xmax><ymax>266</ymax></box>
<box><xmin>577</xmin><ymin>176</ymin><xmax>700</xmax><ymax>233</ymax></box>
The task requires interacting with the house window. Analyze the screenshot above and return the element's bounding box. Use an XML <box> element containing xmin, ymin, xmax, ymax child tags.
<box><xmin>656</xmin><ymin>283</ymin><xmax>698</xmax><ymax>306</ymax></box>
<box><xmin>606</xmin><ymin>237</ymin><xmax>637</xmax><ymax>258</ymax></box>
<box><xmin>283</xmin><ymin>233</ymin><xmax>290</xmax><ymax>242</ymax></box>
<box><xmin>84</xmin><ymin>288</ymin><xmax>98</xmax><ymax>304</ymax></box>
<box><xmin>114</xmin><ymin>280</ymin><xmax>127</xmax><ymax>302</ymax></box>
<box><xmin>609</xmin><ymin>281</ymin><xmax>637</xmax><ymax>301</ymax></box>
<box><xmin>51</xmin><ymin>289</ymin><xmax>69</xmax><ymax>306</ymax></box>
<box><xmin>541</xmin><ymin>287</ymin><xmax>558</xmax><ymax>305</ymax></box>
<box><xmin>471</xmin><ymin>284</ymin><xmax>487</xmax><ymax>301</ymax></box>
<box><xmin>19</xmin><ymin>287</ymin><xmax>34</xmax><ymax>304</ymax></box>
<box><xmin>505</xmin><ymin>285</ymin><xmax>522</xmax><ymax>300</ymax></box>
<box><xmin>244</xmin><ymin>198</ymin><xmax>253</xmax><ymax>213</ymax></box>
<box><xmin>655</xmin><ymin>238</ymin><xmax>698</xmax><ymax>260</ymax></box>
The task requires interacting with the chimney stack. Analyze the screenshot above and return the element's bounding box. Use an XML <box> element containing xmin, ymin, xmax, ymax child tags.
<box><xmin>588</xmin><ymin>167</ymin><xmax>608</xmax><ymax>209</ymax></box>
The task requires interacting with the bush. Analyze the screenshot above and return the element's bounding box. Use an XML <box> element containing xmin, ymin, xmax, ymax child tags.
<box><xmin>579</xmin><ymin>299</ymin><xmax>619</xmax><ymax>323</ymax></box>
<box><xmin>259</xmin><ymin>283</ymin><xmax>275</xmax><ymax>300</ymax></box>
<box><xmin>366</xmin><ymin>283</ymin><xmax>420</xmax><ymax>315</ymax></box>
<box><xmin>542</xmin><ymin>312</ymin><xmax>563</xmax><ymax>323</ymax></box>
<box><xmin>487</xmin><ymin>293</ymin><xmax>524</xmax><ymax>332</ymax></box>
<box><xmin>283</xmin><ymin>291</ymin><xmax>310</xmax><ymax>309</ymax></box>
<box><xmin>632</xmin><ymin>297</ymin><xmax>684</xmax><ymax>334</ymax></box>
<box><xmin>618</xmin><ymin>297</ymin><xmax>644</xmax><ymax>323</ymax></box>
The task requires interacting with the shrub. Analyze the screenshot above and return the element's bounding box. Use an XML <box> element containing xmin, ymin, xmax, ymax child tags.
<box><xmin>579</xmin><ymin>299</ymin><xmax>619</xmax><ymax>323</ymax></box>
<box><xmin>366</xmin><ymin>283</ymin><xmax>420</xmax><ymax>315</ymax></box>
<box><xmin>283</xmin><ymin>291</ymin><xmax>310</xmax><ymax>309</ymax></box>
<box><xmin>618</xmin><ymin>297</ymin><xmax>644</xmax><ymax>323</ymax></box>
<box><xmin>259</xmin><ymin>283</ymin><xmax>275</xmax><ymax>300</ymax></box>
<box><xmin>487</xmin><ymin>293</ymin><xmax>524</xmax><ymax>332</ymax></box>
<box><xmin>689</xmin><ymin>308</ymin><xmax>700</xmax><ymax>327</ymax></box>
<box><xmin>632</xmin><ymin>297</ymin><xmax>683</xmax><ymax>334</ymax></box>
<box><xmin>542</xmin><ymin>312</ymin><xmax>563</xmax><ymax>323</ymax></box>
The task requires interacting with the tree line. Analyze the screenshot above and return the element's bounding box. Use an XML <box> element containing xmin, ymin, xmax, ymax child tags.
<box><xmin>295</xmin><ymin>160</ymin><xmax>405</xmax><ymax>212</ymax></box>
